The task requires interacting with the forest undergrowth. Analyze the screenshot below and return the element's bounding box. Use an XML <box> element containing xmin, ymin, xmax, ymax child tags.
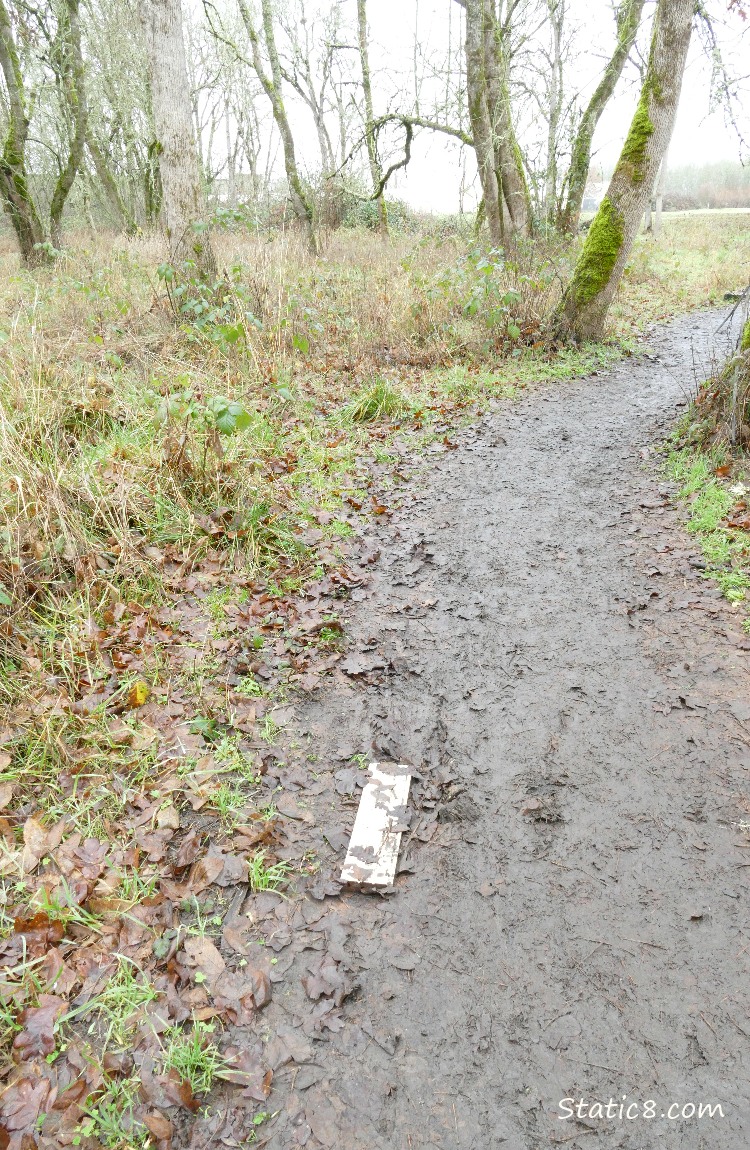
<box><xmin>0</xmin><ymin>211</ymin><xmax>748</xmax><ymax>1147</ymax></box>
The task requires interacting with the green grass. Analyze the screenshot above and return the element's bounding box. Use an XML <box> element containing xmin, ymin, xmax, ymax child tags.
<box><xmin>247</xmin><ymin>850</ymin><xmax>291</xmax><ymax>893</ymax></box>
<box><xmin>160</xmin><ymin>1019</ymin><xmax>228</xmax><ymax>1096</ymax></box>
<box><xmin>63</xmin><ymin>956</ymin><xmax>158</xmax><ymax>1048</ymax></box>
<box><xmin>76</xmin><ymin>1077</ymin><xmax>148</xmax><ymax>1149</ymax></box>
<box><xmin>666</xmin><ymin>447</ymin><xmax>750</xmax><ymax>609</ymax></box>
<box><xmin>342</xmin><ymin>378</ymin><xmax>413</xmax><ymax>423</ymax></box>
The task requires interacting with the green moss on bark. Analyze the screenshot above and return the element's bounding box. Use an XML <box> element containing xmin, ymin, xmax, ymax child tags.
<box><xmin>619</xmin><ymin>86</ymin><xmax>654</xmax><ymax>183</ymax></box>
<box><xmin>742</xmin><ymin>318</ymin><xmax>750</xmax><ymax>352</ymax></box>
<box><xmin>570</xmin><ymin>196</ymin><xmax>625</xmax><ymax>308</ymax></box>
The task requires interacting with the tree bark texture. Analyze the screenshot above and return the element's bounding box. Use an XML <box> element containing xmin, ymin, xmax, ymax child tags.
<box><xmin>557</xmin><ymin>0</ymin><xmax>645</xmax><ymax>234</ymax></box>
<box><xmin>50</xmin><ymin>0</ymin><xmax>89</xmax><ymax>249</ymax></box>
<box><xmin>544</xmin><ymin>0</ymin><xmax>564</xmax><ymax>223</ymax></box>
<box><xmin>142</xmin><ymin>0</ymin><xmax>217</xmax><ymax>278</ymax></box>
<box><xmin>87</xmin><ymin>135</ymin><xmax>138</xmax><ymax>234</ymax></box>
<box><xmin>556</xmin><ymin>0</ymin><xmax>693</xmax><ymax>341</ymax></box>
<box><xmin>357</xmin><ymin>0</ymin><xmax>389</xmax><ymax>240</ymax></box>
<box><xmin>238</xmin><ymin>0</ymin><xmax>319</xmax><ymax>255</ymax></box>
<box><xmin>465</xmin><ymin>0</ymin><xmax>503</xmax><ymax>246</ymax></box>
<box><xmin>0</xmin><ymin>0</ymin><xmax>48</xmax><ymax>263</ymax></box>
<box><xmin>464</xmin><ymin>0</ymin><xmax>531</xmax><ymax>245</ymax></box>
<box><xmin>482</xmin><ymin>0</ymin><xmax>531</xmax><ymax>237</ymax></box>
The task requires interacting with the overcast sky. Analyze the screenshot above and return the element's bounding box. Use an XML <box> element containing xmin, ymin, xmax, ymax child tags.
<box><xmin>361</xmin><ymin>0</ymin><xmax>749</xmax><ymax>212</ymax></box>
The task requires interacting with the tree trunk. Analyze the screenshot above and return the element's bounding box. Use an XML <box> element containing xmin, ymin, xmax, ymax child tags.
<box><xmin>50</xmin><ymin>0</ymin><xmax>89</xmax><ymax>250</ymax></box>
<box><xmin>557</xmin><ymin>0</ymin><xmax>646</xmax><ymax>234</ymax></box>
<box><xmin>652</xmin><ymin>132</ymin><xmax>671</xmax><ymax>236</ymax></box>
<box><xmin>556</xmin><ymin>0</ymin><xmax>693</xmax><ymax>341</ymax></box>
<box><xmin>544</xmin><ymin>0</ymin><xmax>564</xmax><ymax>224</ymax></box>
<box><xmin>144</xmin><ymin>138</ymin><xmax>164</xmax><ymax>225</ymax></box>
<box><xmin>465</xmin><ymin>0</ymin><xmax>502</xmax><ymax>246</ymax></box>
<box><xmin>357</xmin><ymin>0</ymin><xmax>389</xmax><ymax>241</ymax></box>
<box><xmin>482</xmin><ymin>0</ymin><xmax>531</xmax><ymax>238</ymax></box>
<box><xmin>0</xmin><ymin>0</ymin><xmax>49</xmax><ymax>264</ymax></box>
<box><xmin>238</xmin><ymin>0</ymin><xmax>319</xmax><ymax>255</ymax></box>
<box><xmin>142</xmin><ymin>0</ymin><xmax>217</xmax><ymax>278</ymax></box>
<box><xmin>87</xmin><ymin>135</ymin><xmax>138</xmax><ymax>235</ymax></box>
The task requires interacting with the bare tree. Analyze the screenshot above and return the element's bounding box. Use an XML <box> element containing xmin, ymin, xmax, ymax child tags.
<box><xmin>543</xmin><ymin>0</ymin><xmax>564</xmax><ymax>223</ymax></box>
<box><xmin>237</xmin><ymin>0</ymin><xmax>319</xmax><ymax>254</ymax></box>
<box><xmin>356</xmin><ymin>0</ymin><xmax>388</xmax><ymax>239</ymax></box>
<box><xmin>556</xmin><ymin>0</ymin><xmax>694</xmax><ymax>340</ymax></box>
<box><xmin>0</xmin><ymin>0</ymin><xmax>49</xmax><ymax>263</ymax></box>
<box><xmin>142</xmin><ymin>0</ymin><xmax>217</xmax><ymax>277</ymax></box>
<box><xmin>557</xmin><ymin>0</ymin><xmax>645</xmax><ymax>234</ymax></box>
<box><xmin>460</xmin><ymin>0</ymin><xmax>531</xmax><ymax>245</ymax></box>
<box><xmin>50</xmin><ymin>0</ymin><xmax>89</xmax><ymax>248</ymax></box>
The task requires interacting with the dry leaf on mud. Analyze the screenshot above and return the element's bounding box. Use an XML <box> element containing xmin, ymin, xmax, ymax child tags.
<box><xmin>301</xmin><ymin>955</ymin><xmax>352</xmax><ymax>1007</ymax></box>
<box><xmin>181</xmin><ymin>937</ymin><xmax>226</xmax><ymax>990</ymax></box>
<box><xmin>187</xmin><ymin>854</ymin><xmax>224</xmax><ymax>892</ymax></box>
<box><xmin>161</xmin><ymin>1069</ymin><xmax>200</xmax><ymax>1111</ymax></box>
<box><xmin>10</xmin><ymin>912</ymin><xmax>65</xmax><ymax>958</ymax></box>
<box><xmin>21</xmin><ymin>816</ymin><xmax>49</xmax><ymax>872</ymax></box>
<box><xmin>174</xmin><ymin>828</ymin><xmax>201</xmax><ymax>870</ymax></box>
<box><xmin>13</xmin><ymin>994</ymin><xmax>66</xmax><ymax>1060</ymax></box>
<box><xmin>0</xmin><ymin>1077</ymin><xmax>51</xmax><ymax>1132</ymax></box>
<box><xmin>144</xmin><ymin>1111</ymin><xmax>173</xmax><ymax>1140</ymax></box>
<box><xmin>339</xmin><ymin>651</ymin><xmax>386</xmax><ymax>676</ymax></box>
<box><xmin>216</xmin><ymin>1046</ymin><xmax>273</xmax><ymax>1100</ymax></box>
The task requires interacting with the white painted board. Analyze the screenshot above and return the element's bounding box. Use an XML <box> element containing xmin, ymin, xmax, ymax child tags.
<box><xmin>340</xmin><ymin>763</ymin><xmax>412</xmax><ymax>888</ymax></box>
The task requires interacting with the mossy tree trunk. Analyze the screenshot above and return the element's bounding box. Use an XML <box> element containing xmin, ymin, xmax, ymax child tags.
<box><xmin>463</xmin><ymin>0</ymin><xmax>531</xmax><ymax>245</ymax></box>
<box><xmin>0</xmin><ymin>0</ymin><xmax>49</xmax><ymax>265</ymax></box>
<box><xmin>482</xmin><ymin>0</ymin><xmax>531</xmax><ymax>238</ymax></box>
<box><xmin>144</xmin><ymin>138</ymin><xmax>164</xmax><ymax>225</ymax></box>
<box><xmin>464</xmin><ymin>0</ymin><xmax>503</xmax><ymax>247</ymax></box>
<box><xmin>50</xmin><ymin>0</ymin><xmax>89</xmax><ymax>250</ymax></box>
<box><xmin>557</xmin><ymin>0</ymin><xmax>645</xmax><ymax>235</ymax></box>
<box><xmin>556</xmin><ymin>0</ymin><xmax>693</xmax><ymax>341</ymax></box>
<box><xmin>357</xmin><ymin>0</ymin><xmax>389</xmax><ymax>242</ymax></box>
<box><xmin>143</xmin><ymin>0</ymin><xmax>217</xmax><ymax>279</ymax></box>
<box><xmin>238</xmin><ymin>0</ymin><xmax>319</xmax><ymax>256</ymax></box>
<box><xmin>87</xmin><ymin>135</ymin><xmax>138</xmax><ymax>235</ymax></box>
<box><xmin>742</xmin><ymin>317</ymin><xmax>750</xmax><ymax>354</ymax></box>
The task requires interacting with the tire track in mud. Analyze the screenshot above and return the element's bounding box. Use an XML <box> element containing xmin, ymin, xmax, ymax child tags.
<box><xmin>262</xmin><ymin>310</ymin><xmax>750</xmax><ymax>1150</ymax></box>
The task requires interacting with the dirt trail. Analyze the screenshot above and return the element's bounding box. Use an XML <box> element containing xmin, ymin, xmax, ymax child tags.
<box><xmin>260</xmin><ymin>311</ymin><xmax>750</xmax><ymax>1150</ymax></box>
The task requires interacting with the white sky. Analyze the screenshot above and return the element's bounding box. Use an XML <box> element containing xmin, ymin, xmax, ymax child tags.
<box><xmin>362</xmin><ymin>0</ymin><xmax>749</xmax><ymax>212</ymax></box>
<box><xmin>193</xmin><ymin>0</ymin><xmax>749</xmax><ymax>214</ymax></box>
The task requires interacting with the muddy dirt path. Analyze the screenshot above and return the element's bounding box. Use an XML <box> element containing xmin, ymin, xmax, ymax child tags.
<box><xmin>260</xmin><ymin>311</ymin><xmax>750</xmax><ymax>1150</ymax></box>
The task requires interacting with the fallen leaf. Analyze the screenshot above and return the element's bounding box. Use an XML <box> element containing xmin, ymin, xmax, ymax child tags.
<box><xmin>187</xmin><ymin>854</ymin><xmax>224</xmax><ymax>893</ymax></box>
<box><xmin>12</xmin><ymin>912</ymin><xmax>65</xmax><ymax>957</ymax></box>
<box><xmin>301</xmin><ymin>954</ymin><xmax>352</xmax><ymax>1006</ymax></box>
<box><xmin>144</xmin><ymin>1112</ymin><xmax>173</xmax><ymax>1139</ymax></box>
<box><xmin>0</xmin><ymin>1079</ymin><xmax>51</xmax><ymax>1137</ymax></box>
<box><xmin>182</xmin><ymin>937</ymin><xmax>226</xmax><ymax>991</ymax></box>
<box><xmin>156</xmin><ymin>805</ymin><xmax>180</xmax><ymax>830</ymax></box>
<box><xmin>13</xmin><ymin>995</ymin><xmax>66</xmax><ymax>1060</ymax></box>
<box><xmin>127</xmin><ymin>680</ymin><xmax>150</xmax><ymax>709</ymax></box>
<box><xmin>21</xmin><ymin>816</ymin><xmax>49</xmax><ymax>873</ymax></box>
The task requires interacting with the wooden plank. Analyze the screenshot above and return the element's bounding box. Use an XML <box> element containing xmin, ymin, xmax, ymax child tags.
<box><xmin>340</xmin><ymin>763</ymin><xmax>412</xmax><ymax>888</ymax></box>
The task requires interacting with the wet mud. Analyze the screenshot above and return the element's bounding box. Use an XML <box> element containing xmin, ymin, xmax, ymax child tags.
<box><xmin>257</xmin><ymin>310</ymin><xmax>750</xmax><ymax>1150</ymax></box>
